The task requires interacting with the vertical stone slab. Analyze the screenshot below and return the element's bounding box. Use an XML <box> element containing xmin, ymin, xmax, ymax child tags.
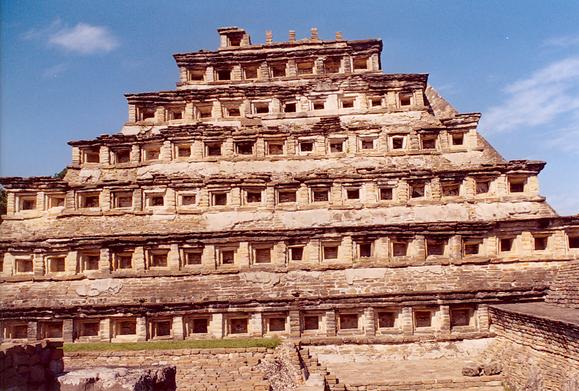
<box><xmin>32</xmin><ymin>253</ymin><xmax>46</xmax><ymax>276</ymax></box>
<box><xmin>364</xmin><ymin>307</ymin><xmax>376</xmax><ymax>336</ymax></box>
<box><xmin>160</xmin><ymin>140</ymin><xmax>172</xmax><ymax>161</ymax></box>
<box><xmin>465</xmin><ymin>129</ymin><xmax>477</xmax><ymax>149</ymax></box>
<box><xmin>325</xmin><ymin>94</ymin><xmax>339</xmax><ymax>111</ymax></box>
<box><xmin>231</xmin><ymin>64</ymin><xmax>242</xmax><ymax>80</ymax></box>
<box><xmin>551</xmin><ymin>230</ymin><xmax>567</xmax><ymax>257</ymax></box>
<box><xmin>401</xmin><ymin>307</ymin><xmax>413</xmax><ymax>335</ymax></box>
<box><xmin>132</xmin><ymin>188</ymin><xmax>142</xmax><ymax>211</ymax></box>
<box><xmin>98</xmin><ymin>248</ymin><xmax>110</xmax><ymax>274</ymax></box>
<box><xmin>496</xmin><ymin>175</ymin><xmax>508</xmax><ymax>196</ymax></box>
<box><xmin>128</xmin><ymin>104</ymin><xmax>137</xmax><ymax>123</ymax></box>
<box><xmin>172</xmin><ymin>316</ymin><xmax>184</xmax><ymax>340</ymax></box>
<box><xmin>192</xmin><ymin>140</ymin><xmax>203</xmax><ymax>159</ymax></box>
<box><xmin>297</xmin><ymin>184</ymin><xmax>309</xmax><ymax>207</ymax></box>
<box><xmin>71</xmin><ymin>146</ymin><xmax>81</xmax><ymax>166</ymax></box>
<box><xmin>65</xmin><ymin>190</ymin><xmax>75</xmax><ymax>210</ymax></box>
<box><xmin>178</xmin><ymin>67</ymin><xmax>187</xmax><ymax>83</ymax></box>
<box><xmin>341</xmin><ymin>56</ymin><xmax>352</xmax><ymax>73</ymax></box>
<box><xmin>133</xmin><ymin>246</ymin><xmax>146</xmax><ymax>272</ymax></box>
<box><xmin>184</xmin><ymin>102</ymin><xmax>194</xmax><ymax>121</ymax></box>
<box><xmin>520</xmin><ymin>232</ymin><xmax>534</xmax><ymax>255</ymax></box>
<box><xmin>386</xmin><ymin>91</ymin><xmax>397</xmax><ymax>110</ymax></box>
<box><xmin>136</xmin><ymin>317</ymin><xmax>147</xmax><ymax>342</ymax></box>
<box><xmin>65</xmin><ymin>251</ymin><xmax>78</xmax><ymax>274</ymax></box>
<box><xmin>440</xmin><ymin>305</ymin><xmax>451</xmax><ymax>334</ymax></box>
<box><xmin>270</xmin><ymin>98</ymin><xmax>281</xmax><ymax>114</ymax></box>
<box><xmin>325</xmin><ymin>310</ymin><xmax>336</xmax><ymax>337</ymax></box>
<box><xmin>27</xmin><ymin>321</ymin><xmax>38</xmax><ymax>342</ymax></box>
<box><xmin>202</xmin><ymin>245</ymin><xmax>216</xmax><ymax>269</ymax></box>
<box><xmin>289</xmin><ymin>310</ymin><xmax>301</xmax><ymax>338</ymax></box>
<box><xmin>198</xmin><ymin>188</ymin><xmax>209</xmax><ymax>208</ymax></box>
<box><xmin>484</xmin><ymin>232</ymin><xmax>498</xmax><ymax>255</ymax></box>
<box><xmin>340</xmin><ymin>236</ymin><xmax>353</xmax><ymax>263</ymax></box>
<box><xmin>99</xmin><ymin>146</ymin><xmax>110</xmax><ymax>165</ymax></box>
<box><xmin>237</xmin><ymin>242</ymin><xmax>250</xmax><ymax>267</ymax></box>
<box><xmin>258</xmin><ymin>62</ymin><xmax>269</xmax><ymax>80</ymax></box>
<box><xmin>374</xmin><ymin>238</ymin><xmax>389</xmax><ymax>262</ymax></box>
<box><xmin>449</xmin><ymin>235</ymin><xmax>462</xmax><ymax>260</ymax></box>
<box><xmin>397</xmin><ymin>180</ymin><xmax>409</xmax><ymax>203</ymax></box>
<box><xmin>411</xmin><ymin>236</ymin><xmax>426</xmax><ymax>262</ymax></box>
<box><xmin>154</xmin><ymin>106</ymin><xmax>165</xmax><ymax>124</ymax></box>
<box><xmin>249</xmin><ymin>313</ymin><xmax>263</xmax><ymax>337</ymax></box>
<box><xmin>63</xmin><ymin>319</ymin><xmax>74</xmax><ymax>342</ymax></box>
<box><xmin>167</xmin><ymin>244</ymin><xmax>180</xmax><ymax>271</ymax></box>
<box><xmin>255</xmin><ymin>139</ymin><xmax>266</xmax><ymax>158</ymax></box>
<box><xmin>464</xmin><ymin>177</ymin><xmax>476</xmax><ymax>199</ymax></box>
<box><xmin>208</xmin><ymin>313</ymin><xmax>224</xmax><ymax>338</ymax></box>
<box><xmin>130</xmin><ymin>144</ymin><xmax>141</xmax><ymax>163</ymax></box>
<box><xmin>100</xmin><ymin>188</ymin><xmax>111</xmax><ymax>211</ymax></box>
<box><xmin>430</xmin><ymin>177</ymin><xmax>441</xmax><ymax>200</ymax></box>
<box><xmin>362</xmin><ymin>182</ymin><xmax>378</xmax><ymax>204</ymax></box>
<box><xmin>527</xmin><ymin>175</ymin><xmax>540</xmax><ymax>195</ymax></box>
<box><xmin>100</xmin><ymin>318</ymin><xmax>111</xmax><ymax>342</ymax></box>
<box><xmin>223</xmin><ymin>138</ymin><xmax>234</xmax><ymax>158</ymax></box>
<box><xmin>36</xmin><ymin>191</ymin><xmax>45</xmax><ymax>211</ymax></box>
<box><xmin>230</xmin><ymin>187</ymin><xmax>241</xmax><ymax>207</ymax></box>
<box><xmin>209</xmin><ymin>100</ymin><xmax>219</xmax><ymax>119</ymax></box>
<box><xmin>6</xmin><ymin>192</ymin><xmax>16</xmax><ymax>215</ymax></box>
<box><xmin>1</xmin><ymin>253</ymin><xmax>10</xmax><ymax>276</ymax></box>
<box><xmin>370</xmin><ymin>53</ymin><xmax>380</xmax><ymax>71</ymax></box>
<box><xmin>477</xmin><ymin>304</ymin><xmax>490</xmax><ymax>331</ymax></box>
<box><xmin>264</xmin><ymin>186</ymin><xmax>275</xmax><ymax>209</ymax></box>
<box><xmin>272</xmin><ymin>242</ymin><xmax>286</xmax><ymax>265</ymax></box>
<box><xmin>287</xmin><ymin>59</ymin><xmax>297</xmax><ymax>77</ymax></box>
<box><xmin>165</xmin><ymin>188</ymin><xmax>176</xmax><ymax>210</ymax></box>
<box><xmin>330</xmin><ymin>183</ymin><xmax>342</xmax><ymax>206</ymax></box>
<box><xmin>306</xmin><ymin>240</ymin><xmax>320</xmax><ymax>264</ymax></box>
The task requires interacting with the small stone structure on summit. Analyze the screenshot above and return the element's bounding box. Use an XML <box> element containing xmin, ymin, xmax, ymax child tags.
<box><xmin>0</xmin><ymin>26</ymin><xmax>577</xmax><ymax>390</ymax></box>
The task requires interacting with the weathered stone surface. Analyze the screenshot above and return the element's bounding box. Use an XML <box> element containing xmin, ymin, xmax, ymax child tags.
<box><xmin>462</xmin><ymin>361</ymin><xmax>482</xmax><ymax>376</ymax></box>
<box><xmin>0</xmin><ymin>24</ymin><xmax>577</xmax><ymax>390</ymax></box>
<box><xmin>75</xmin><ymin>278</ymin><xmax>123</xmax><ymax>297</ymax></box>
<box><xmin>57</xmin><ymin>366</ymin><xmax>176</xmax><ymax>391</ymax></box>
<box><xmin>0</xmin><ymin>342</ymin><xmax>63</xmax><ymax>390</ymax></box>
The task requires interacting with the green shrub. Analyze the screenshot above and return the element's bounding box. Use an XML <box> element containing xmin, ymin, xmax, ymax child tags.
<box><xmin>62</xmin><ymin>337</ymin><xmax>281</xmax><ymax>352</ymax></box>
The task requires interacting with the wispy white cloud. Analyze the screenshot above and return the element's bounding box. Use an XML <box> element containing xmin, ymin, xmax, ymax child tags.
<box><xmin>48</xmin><ymin>23</ymin><xmax>119</xmax><ymax>55</ymax></box>
<box><xmin>482</xmin><ymin>56</ymin><xmax>579</xmax><ymax>135</ymax></box>
<box><xmin>21</xmin><ymin>18</ymin><xmax>62</xmax><ymax>41</ymax></box>
<box><xmin>547</xmin><ymin>125</ymin><xmax>579</xmax><ymax>154</ymax></box>
<box><xmin>42</xmin><ymin>63</ymin><xmax>68</xmax><ymax>79</ymax></box>
<box><xmin>542</xmin><ymin>34</ymin><xmax>579</xmax><ymax>49</ymax></box>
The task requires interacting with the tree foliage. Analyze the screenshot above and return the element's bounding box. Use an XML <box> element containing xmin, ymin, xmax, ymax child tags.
<box><xmin>54</xmin><ymin>168</ymin><xmax>67</xmax><ymax>179</ymax></box>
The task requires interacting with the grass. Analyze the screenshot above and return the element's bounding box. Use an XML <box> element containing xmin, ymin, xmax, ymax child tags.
<box><xmin>63</xmin><ymin>337</ymin><xmax>281</xmax><ymax>352</ymax></box>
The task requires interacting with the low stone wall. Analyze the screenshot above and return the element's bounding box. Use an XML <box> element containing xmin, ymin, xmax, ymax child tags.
<box><xmin>488</xmin><ymin>303</ymin><xmax>579</xmax><ymax>391</ymax></box>
<box><xmin>0</xmin><ymin>342</ymin><xmax>64</xmax><ymax>391</ymax></box>
<box><xmin>64</xmin><ymin>346</ymin><xmax>299</xmax><ymax>391</ymax></box>
<box><xmin>545</xmin><ymin>260</ymin><xmax>579</xmax><ymax>309</ymax></box>
<box><xmin>305</xmin><ymin>338</ymin><xmax>494</xmax><ymax>363</ymax></box>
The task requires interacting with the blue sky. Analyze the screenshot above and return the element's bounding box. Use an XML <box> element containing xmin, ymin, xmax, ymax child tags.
<box><xmin>1</xmin><ymin>0</ymin><xmax>579</xmax><ymax>215</ymax></box>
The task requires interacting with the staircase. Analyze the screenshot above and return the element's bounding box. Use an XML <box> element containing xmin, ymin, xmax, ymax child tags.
<box><xmin>296</xmin><ymin>347</ymin><xmax>505</xmax><ymax>391</ymax></box>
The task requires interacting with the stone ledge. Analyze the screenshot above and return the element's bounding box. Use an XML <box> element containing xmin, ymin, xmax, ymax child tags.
<box><xmin>489</xmin><ymin>302</ymin><xmax>579</xmax><ymax>328</ymax></box>
<box><xmin>299</xmin><ymin>331</ymin><xmax>495</xmax><ymax>346</ymax></box>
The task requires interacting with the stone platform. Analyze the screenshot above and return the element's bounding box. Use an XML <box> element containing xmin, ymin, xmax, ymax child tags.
<box><xmin>324</xmin><ymin>358</ymin><xmax>503</xmax><ymax>391</ymax></box>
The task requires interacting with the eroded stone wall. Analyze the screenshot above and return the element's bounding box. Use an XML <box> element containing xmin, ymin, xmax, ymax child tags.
<box><xmin>488</xmin><ymin>304</ymin><xmax>579</xmax><ymax>391</ymax></box>
<box><xmin>64</xmin><ymin>347</ymin><xmax>281</xmax><ymax>391</ymax></box>
<box><xmin>0</xmin><ymin>342</ymin><xmax>63</xmax><ymax>391</ymax></box>
<box><xmin>545</xmin><ymin>260</ymin><xmax>579</xmax><ymax>309</ymax></box>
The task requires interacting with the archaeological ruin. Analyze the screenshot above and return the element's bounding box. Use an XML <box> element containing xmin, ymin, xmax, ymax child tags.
<box><xmin>1</xmin><ymin>27</ymin><xmax>578</xmax><ymax>390</ymax></box>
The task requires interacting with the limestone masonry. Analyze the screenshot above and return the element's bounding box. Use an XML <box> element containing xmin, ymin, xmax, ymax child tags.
<box><xmin>1</xmin><ymin>27</ymin><xmax>578</xmax><ymax>390</ymax></box>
